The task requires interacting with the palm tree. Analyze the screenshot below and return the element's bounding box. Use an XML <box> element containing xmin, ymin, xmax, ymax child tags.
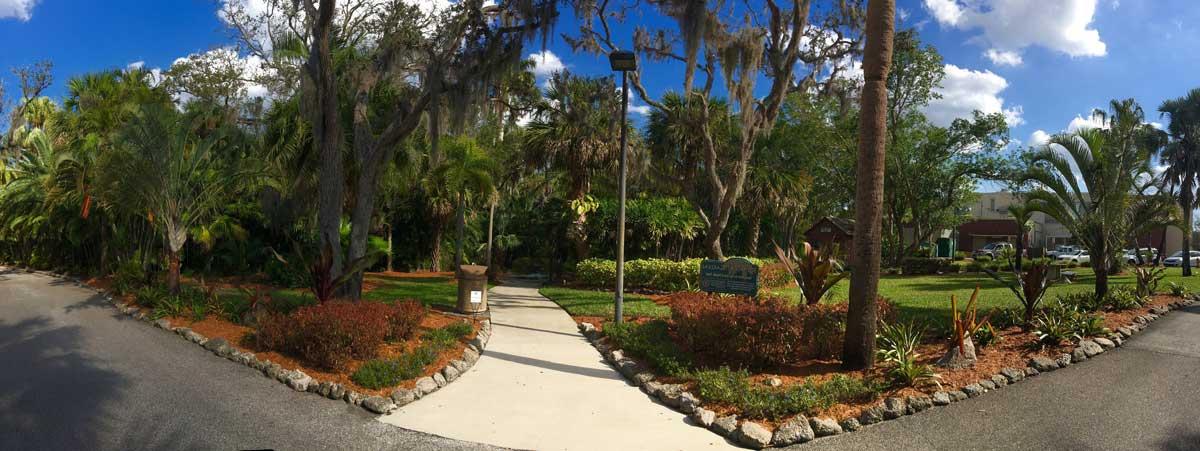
<box><xmin>843</xmin><ymin>0</ymin><xmax>896</xmax><ymax>371</ymax></box>
<box><xmin>1159</xmin><ymin>88</ymin><xmax>1200</xmax><ymax>276</ymax></box>
<box><xmin>524</xmin><ymin>72</ymin><xmax>625</xmax><ymax>261</ymax></box>
<box><xmin>101</xmin><ymin>105</ymin><xmax>239</xmax><ymax>294</ymax></box>
<box><xmin>431</xmin><ymin>136</ymin><xmax>497</xmax><ymax>271</ymax></box>
<box><xmin>1007</xmin><ymin>203</ymin><xmax>1034</xmax><ymax>272</ymax></box>
<box><xmin>1022</xmin><ymin>100</ymin><xmax>1158</xmax><ymax>298</ymax></box>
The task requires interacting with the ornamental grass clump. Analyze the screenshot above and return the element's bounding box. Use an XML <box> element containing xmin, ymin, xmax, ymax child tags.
<box><xmin>694</xmin><ymin>367</ymin><xmax>880</xmax><ymax>420</ymax></box>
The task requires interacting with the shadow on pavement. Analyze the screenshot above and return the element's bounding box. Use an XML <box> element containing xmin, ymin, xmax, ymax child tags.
<box><xmin>0</xmin><ymin>315</ymin><xmax>130</xmax><ymax>450</ymax></box>
<box><xmin>483</xmin><ymin>349</ymin><xmax>620</xmax><ymax>379</ymax></box>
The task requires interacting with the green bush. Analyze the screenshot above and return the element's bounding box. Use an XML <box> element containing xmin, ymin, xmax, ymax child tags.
<box><xmin>605</xmin><ymin>320</ymin><xmax>692</xmax><ymax>377</ymax></box>
<box><xmin>1104</xmin><ymin>286</ymin><xmax>1146</xmax><ymax>311</ymax></box>
<box><xmin>953</xmin><ymin>251</ymin><xmax>968</xmax><ymax>261</ymax></box>
<box><xmin>899</xmin><ymin>258</ymin><xmax>952</xmax><ymax>275</ymax></box>
<box><xmin>973</xmin><ymin>323</ymin><xmax>1001</xmax><ymax>348</ymax></box>
<box><xmin>875</xmin><ymin>321</ymin><xmax>939</xmax><ymax>388</ymax></box>
<box><xmin>350</xmin><ymin>322</ymin><xmax>473</xmax><ymax>389</ymax></box>
<box><xmin>694</xmin><ymin>367</ymin><xmax>880</xmax><ymax>420</ymax></box>
<box><xmin>264</xmin><ymin>256</ymin><xmax>310</xmax><ymax>288</ymax></box>
<box><xmin>575</xmin><ymin>257</ymin><xmax>780</xmax><ymax>292</ymax></box>
<box><xmin>1035</xmin><ymin>303</ymin><xmax>1107</xmax><ymax>344</ymax></box>
<box><xmin>1168</xmin><ymin>282</ymin><xmax>1191</xmax><ymax>298</ymax></box>
<box><xmin>974</xmin><ymin>255</ymin><xmax>992</xmax><ymax>263</ymax></box>
<box><xmin>1056</xmin><ymin>291</ymin><xmax>1105</xmax><ymax>313</ymax></box>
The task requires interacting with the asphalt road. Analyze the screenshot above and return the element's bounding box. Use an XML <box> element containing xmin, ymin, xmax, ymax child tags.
<box><xmin>0</xmin><ymin>269</ymin><xmax>499</xmax><ymax>451</ymax></box>
<box><xmin>806</xmin><ymin>301</ymin><xmax>1200</xmax><ymax>450</ymax></box>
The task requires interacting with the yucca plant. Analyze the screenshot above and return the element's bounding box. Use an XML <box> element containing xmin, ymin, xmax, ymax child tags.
<box><xmin>984</xmin><ymin>261</ymin><xmax>1055</xmax><ymax>329</ymax></box>
<box><xmin>774</xmin><ymin>241</ymin><xmax>847</xmax><ymax>305</ymax></box>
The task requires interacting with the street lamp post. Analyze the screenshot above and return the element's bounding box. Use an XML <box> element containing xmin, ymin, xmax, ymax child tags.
<box><xmin>609</xmin><ymin>50</ymin><xmax>636</xmax><ymax>325</ymax></box>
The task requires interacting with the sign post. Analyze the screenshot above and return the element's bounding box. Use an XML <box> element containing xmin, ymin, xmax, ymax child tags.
<box><xmin>699</xmin><ymin>258</ymin><xmax>760</xmax><ymax>296</ymax></box>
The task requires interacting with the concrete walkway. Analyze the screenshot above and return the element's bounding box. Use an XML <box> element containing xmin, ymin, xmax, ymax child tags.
<box><xmin>379</xmin><ymin>279</ymin><xmax>737</xmax><ymax>450</ymax></box>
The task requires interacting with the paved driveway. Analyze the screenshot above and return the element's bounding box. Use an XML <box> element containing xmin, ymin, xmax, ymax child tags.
<box><xmin>805</xmin><ymin>302</ymin><xmax>1200</xmax><ymax>450</ymax></box>
<box><xmin>0</xmin><ymin>269</ymin><xmax>497</xmax><ymax>451</ymax></box>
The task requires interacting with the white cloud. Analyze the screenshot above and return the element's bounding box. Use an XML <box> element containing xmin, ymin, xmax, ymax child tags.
<box><xmin>127</xmin><ymin>61</ymin><xmax>146</xmax><ymax>70</ymax></box>
<box><xmin>1067</xmin><ymin>113</ymin><xmax>1108</xmax><ymax>132</ymax></box>
<box><xmin>527</xmin><ymin>50</ymin><xmax>566</xmax><ymax>77</ymax></box>
<box><xmin>1030</xmin><ymin>129</ymin><xmax>1051</xmax><ymax>146</ymax></box>
<box><xmin>922</xmin><ymin>64</ymin><xmax>1024</xmax><ymax>127</ymax></box>
<box><xmin>983</xmin><ymin>49</ymin><xmax>1023</xmax><ymax>66</ymax></box>
<box><xmin>898</xmin><ymin>8</ymin><xmax>910</xmax><ymax>22</ymax></box>
<box><xmin>0</xmin><ymin>0</ymin><xmax>37</xmax><ymax>21</ymax></box>
<box><xmin>923</xmin><ymin>0</ymin><xmax>1106</xmax><ymax>66</ymax></box>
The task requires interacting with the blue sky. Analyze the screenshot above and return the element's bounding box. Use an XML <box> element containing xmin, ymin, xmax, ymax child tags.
<box><xmin>3</xmin><ymin>0</ymin><xmax>1200</xmax><ymax>154</ymax></box>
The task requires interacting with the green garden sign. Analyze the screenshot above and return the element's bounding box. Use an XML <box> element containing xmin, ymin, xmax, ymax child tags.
<box><xmin>699</xmin><ymin>257</ymin><xmax>759</xmax><ymax>296</ymax></box>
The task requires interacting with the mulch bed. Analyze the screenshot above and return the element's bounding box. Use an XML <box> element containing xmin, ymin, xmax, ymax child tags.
<box><xmin>87</xmin><ymin>272</ymin><xmax>480</xmax><ymax>398</ymax></box>
<box><xmin>583</xmin><ymin>292</ymin><xmax>1187</xmax><ymax>425</ymax></box>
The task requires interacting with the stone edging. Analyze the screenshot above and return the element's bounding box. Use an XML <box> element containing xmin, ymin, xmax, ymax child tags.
<box><xmin>576</xmin><ymin>295</ymin><xmax>1198</xmax><ymax>449</ymax></box>
<box><xmin>0</xmin><ymin>265</ymin><xmax>491</xmax><ymax>416</ymax></box>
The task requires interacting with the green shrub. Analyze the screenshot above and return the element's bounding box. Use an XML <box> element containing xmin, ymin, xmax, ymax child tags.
<box><xmin>605</xmin><ymin>320</ymin><xmax>692</xmax><ymax>377</ymax></box>
<box><xmin>1034</xmin><ymin>303</ymin><xmax>1107</xmax><ymax>344</ymax></box>
<box><xmin>575</xmin><ymin>257</ymin><xmax>779</xmax><ymax>292</ymax></box>
<box><xmin>1104</xmin><ymin>286</ymin><xmax>1146</xmax><ymax>311</ymax></box>
<box><xmin>953</xmin><ymin>251</ymin><xmax>968</xmax><ymax>261</ymax></box>
<box><xmin>264</xmin><ymin>256</ymin><xmax>310</xmax><ymax>288</ymax></box>
<box><xmin>1134</xmin><ymin>266</ymin><xmax>1165</xmax><ymax>298</ymax></box>
<box><xmin>112</xmin><ymin>257</ymin><xmax>149</xmax><ymax>295</ymax></box>
<box><xmin>973</xmin><ymin>323</ymin><xmax>1001</xmax><ymax>348</ymax></box>
<box><xmin>1168</xmin><ymin>282</ymin><xmax>1191</xmax><ymax>298</ymax></box>
<box><xmin>694</xmin><ymin>367</ymin><xmax>880</xmax><ymax>420</ymax></box>
<box><xmin>134</xmin><ymin>284</ymin><xmax>169</xmax><ymax>308</ymax></box>
<box><xmin>899</xmin><ymin>258</ymin><xmax>952</xmax><ymax>275</ymax></box>
<box><xmin>965</xmin><ymin>261</ymin><xmax>983</xmax><ymax>272</ymax></box>
<box><xmin>987</xmin><ymin>306</ymin><xmax>1024</xmax><ymax>329</ymax></box>
<box><xmin>1056</xmin><ymin>291</ymin><xmax>1104</xmax><ymax>313</ymax></box>
<box><xmin>974</xmin><ymin>255</ymin><xmax>992</xmax><ymax>263</ymax></box>
<box><xmin>350</xmin><ymin>322</ymin><xmax>473</xmax><ymax>389</ymax></box>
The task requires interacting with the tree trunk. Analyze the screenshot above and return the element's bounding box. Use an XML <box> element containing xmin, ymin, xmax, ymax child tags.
<box><xmin>1183</xmin><ymin>181</ymin><xmax>1193</xmax><ymax>276</ymax></box>
<box><xmin>842</xmin><ymin>0</ymin><xmax>895</xmax><ymax>371</ymax></box>
<box><xmin>431</xmin><ymin>219</ymin><xmax>444</xmax><ymax>272</ymax></box>
<box><xmin>386</xmin><ymin>223</ymin><xmax>394</xmax><ymax>272</ymax></box>
<box><xmin>1093</xmin><ymin>235</ymin><xmax>1110</xmax><ymax>299</ymax></box>
<box><xmin>344</xmin><ymin>160</ymin><xmax>383</xmax><ymax>301</ymax></box>
<box><xmin>703</xmin><ymin>229</ymin><xmax>725</xmax><ymax>260</ymax></box>
<box><xmin>485</xmin><ymin>200</ymin><xmax>496</xmax><ymax>269</ymax></box>
<box><xmin>306</xmin><ymin>0</ymin><xmax>346</xmax><ymax>295</ymax></box>
<box><xmin>454</xmin><ymin>190</ymin><xmax>466</xmax><ymax>271</ymax></box>
<box><xmin>166</xmin><ymin>248</ymin><xmax>181</xmax><ymax>296</ymax></box>
<box><xmin>747</xmin><ymin>210</ymin><xmax>762</xmax><ymax>258</ymax></box>
<box><xmin>1014</xmin><ymin>229</ymin><xmax>1025</xmax><ymax>272</ymax></box>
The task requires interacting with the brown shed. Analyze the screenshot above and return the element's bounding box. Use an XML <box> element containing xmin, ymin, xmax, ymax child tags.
<box><xmin>804</xmin><ymin>217</ymin><xmax>854</xmax><ymax>253</ymax></box>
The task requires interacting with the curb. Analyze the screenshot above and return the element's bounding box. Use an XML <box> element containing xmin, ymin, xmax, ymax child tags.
<box><xmin>0</xmin><ymin>265</ymin><xmax>492</xmax><ymax>416</ymax></box>
<box><xmin>576</xmin><ymin>295</ymin><xmax>1198</xmax><ymax>449</ymax></box>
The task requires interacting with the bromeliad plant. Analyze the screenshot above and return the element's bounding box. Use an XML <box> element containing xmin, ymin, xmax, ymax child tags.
<box><xmin>774</xmin><ymin>241</ymin><xmax>847</xmax><ymax>305</ymax></box>
<box><xmin>272</xmin><ymin>242</ymin><xmax>381</xmax><ymax>304</ymax></box>
<box><xmin>985</xmin><ymin>261</ymin><xmax>1056</xmax><ymax>329</ymax></box>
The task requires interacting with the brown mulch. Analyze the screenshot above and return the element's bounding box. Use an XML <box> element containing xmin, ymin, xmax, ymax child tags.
<box><xmin>587</xmin><ymin>292</ymin><xmax>1190</xmax><ymax>426</ymax></box>
<box><xmin>85</xmin><ymin>271</ymin><xmax>480</xmax><ymax>398</ymax></box>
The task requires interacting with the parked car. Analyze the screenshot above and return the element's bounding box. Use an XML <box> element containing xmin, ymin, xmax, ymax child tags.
<box><xmin>1163</xmin><ymin>251</ymin><xmax>1200</xmax><ymax>267</ymax></box>
<box><xmin>1057</xmin><ymin>249</ymin><xmax>1090</xmax><ymax>264</ymax></box>
<box><xmin>972</xmin><ymin>242</ymin><xmax>1014</xmax><ymax>259</ymax></box>
<box><xmin>1047</xmin><ymin>245</ymin><xmax>1079</xmax><ymax>259</ymax></box>
<box><xmin>1124</xmin><ymin>248</ymin><xmax>1159</xmax><ymax>265</ymax></box>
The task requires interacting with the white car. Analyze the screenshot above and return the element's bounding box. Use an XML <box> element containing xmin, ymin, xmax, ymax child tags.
<box><xmin>1124</xmin><ymin>248</ymin><xmax>1158</xmax><ymax>265</ymax></box>
<box><xmin>1048</xmin><ymin>245</ymin><xmax>1079</xmax><ymax>259</ymax></box>
<box><xmin>1163</xmin><ymin>251</ymin><xmax>1200</xmax><ymax>267</ymax></box>
<box><xmin>1057</xmin><ymin>250</ymin><xmax>1089</xmax><ymax>264</ymax></box>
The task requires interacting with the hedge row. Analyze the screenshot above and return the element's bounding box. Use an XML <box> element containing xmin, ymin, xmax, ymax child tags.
<box><xmin>574</xmin><ymin>257</ymin><xmax>793</xmax><ymax>292</ymax></box>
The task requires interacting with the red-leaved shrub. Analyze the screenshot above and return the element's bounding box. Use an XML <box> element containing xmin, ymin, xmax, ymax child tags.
<box><xmin>669</xmin><ymin>293</ymin><xmax>897</xmax><ymax>368</ymax></box>
<box><xmin>388</xmin><ymin>300</ymin><xmax>426</xmax><ymax>340</ymax></box>
<box><xmin>254</xmin><ymin>300</ymin><xmax>427</xmax><ymax>370</ymax></box>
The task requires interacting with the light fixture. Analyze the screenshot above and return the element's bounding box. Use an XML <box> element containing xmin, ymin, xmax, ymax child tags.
<box><xmin>608</xmin><ymin>50</ymin><xmax>637</xmax><ymax>72</ymax></box>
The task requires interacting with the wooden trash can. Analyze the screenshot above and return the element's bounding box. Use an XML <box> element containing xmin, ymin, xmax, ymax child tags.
<box><xmin>456</xmin><ymin>265</ymin><xmax>489</xmax><ymax>314</ymax></box>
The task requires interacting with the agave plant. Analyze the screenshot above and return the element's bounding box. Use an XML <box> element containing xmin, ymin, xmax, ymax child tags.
<box><xmin>773</xmin><ymin>241</ymin><xmax>847</xmax><ymax>305</ymax></box>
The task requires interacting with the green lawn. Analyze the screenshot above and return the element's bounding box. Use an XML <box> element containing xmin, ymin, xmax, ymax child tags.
<box><xmin>538</xmin><ymin>286</ymin><xmax>671</xmax><ymax>319</ymax></box>
<box><xmin>541</xmin><ymin>267</ymin><xmax>1200</xmax><ymax>323</ymax></box>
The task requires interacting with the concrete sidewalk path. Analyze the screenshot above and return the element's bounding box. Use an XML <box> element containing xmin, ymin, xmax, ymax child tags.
<box><xmin>379</xmin><ymin>279</ymin><xmax>736</xmax><ymax>451</ymax></box>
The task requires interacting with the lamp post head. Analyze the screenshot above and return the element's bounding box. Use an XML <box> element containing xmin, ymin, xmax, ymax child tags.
<box><xmin>608</xmin><ymin>50</ymin><xmax>637</xmax><ymax>72</ymax></box>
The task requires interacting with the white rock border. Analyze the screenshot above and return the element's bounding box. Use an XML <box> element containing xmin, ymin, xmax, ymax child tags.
<box><xmin>577</xmin><ymin>294</ymin><xmax>1199</xmax><ymax>449</ymax></box>
<box><xmin>0</xmin><ymin>265</ymin><xmax>492</xmax><ymax>416</ymax></box>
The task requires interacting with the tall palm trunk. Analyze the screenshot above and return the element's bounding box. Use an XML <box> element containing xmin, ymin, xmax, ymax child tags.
<box><xmin>1183</xmin><ymin>180</ymin><xmax>1193</xmax><ymax>276</ymax></box>
<box><xmin>843</xmin><ymin>0</ymin><xmax>895</xmax><ymax>371</ymax></box>
<box><xmin>1092</xmin><ymin>233</ymin><xmax>1110</xmax><ymax>298</ymax></box>
<box><xmin>166</xmin><ymin>248</ymin><xmax>181</xmax><ymax>295</ymax></box>
<box><xmin>431</xmin><ymin>218</ymin><xmax>445</xmax><ymax>271</ymax></box>
<box><xmin>454</xmin><ymin>191</ymin><xmax>466</xmax><ymax>271</ymax></box>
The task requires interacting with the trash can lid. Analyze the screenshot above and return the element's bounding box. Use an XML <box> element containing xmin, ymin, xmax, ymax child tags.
<box><xmin>457</xmin><ymin>265</ymin><xmax>488</xmax><ymax>278</ymax></box>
